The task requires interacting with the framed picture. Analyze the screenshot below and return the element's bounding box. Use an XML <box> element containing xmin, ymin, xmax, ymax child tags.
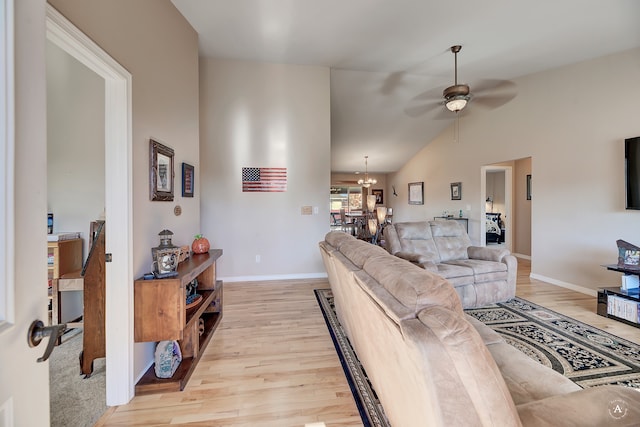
<box><xmin>150</xmin><ymin>139</ymin><xmax>175</xmax><ymax>201</ymax></box>
<box><xmin>408</xmin><ymin>182</ymin><xmax>424</xmax><ymax>205</ymax></box>
<box><xmin>182</xmin><ymin>163</ymin><xmax>194</xmax><ymax>197</ymax></box>
<box><xmin>372</xmin><ymin>189</ymin><xmax>383</xmax><ymax>205</ymax></box>
<box><xmin>450</xmin><ymin>182</ymin><xmax>461</xmax><ymax>200</ymax></box>
<box><xmin>526</xmin><ymin>174</ymin><xmax>532</xmax><ymax>200</ymax></box>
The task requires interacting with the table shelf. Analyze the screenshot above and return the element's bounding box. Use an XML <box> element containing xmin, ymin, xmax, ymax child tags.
<box><xmin>134</xmin><ymin>250</ymin><xmax>223</xmax><ymax>395</ymax></box>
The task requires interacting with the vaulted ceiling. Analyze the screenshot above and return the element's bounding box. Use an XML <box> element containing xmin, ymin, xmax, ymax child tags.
<box><xmin>172</xmin><ymin>0</ymin><xmax>640</xmax><ymax>174</ymax></box>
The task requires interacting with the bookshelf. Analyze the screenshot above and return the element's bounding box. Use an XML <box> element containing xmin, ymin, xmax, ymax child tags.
<box><xmin>597</xmin><ymin>264</ymin><xmax>640</xmax><ymax>328</ymax></box>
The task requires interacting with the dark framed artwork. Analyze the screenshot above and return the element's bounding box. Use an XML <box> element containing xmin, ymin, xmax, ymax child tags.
<box><xmin>182</xmin><ymin>163</ymin><xmax>194</xmax><ymax>197</ymax></box>
<box><xmin>150</xmin><ymin>139</ymin><xmax>175</xmax><ymax>201</ymax></box>
<box><xmin>372</xmin><ymin>189</ymin><xmax>383</xmax><ymax>205</ymax></box>
<box><xmin>526</xmin><ymin>174</ymin><xmax>532</xmax><ymax>200</ymax></box>
<box><xmin>408</xmin><ymin>182</ymin><xmax>424</xmax><ymax>205</ymax></box>
<box><xmin>450</xmin><ymin>182</ymin><xmax>462</xmax><ymax>200</ymax></box>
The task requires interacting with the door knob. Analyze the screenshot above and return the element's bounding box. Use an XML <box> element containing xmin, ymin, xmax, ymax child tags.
<box><xmin>27</xmin><ymin>320</ymin><xmax>66</xmax><ymax>362</ymax></box>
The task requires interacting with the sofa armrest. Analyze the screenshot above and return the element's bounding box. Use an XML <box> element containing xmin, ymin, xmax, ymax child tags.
<box><xmin>395</xmin><ymin>251</ymin><xmax>428</xmax><ymax>263</ymax></box>
<box><xmin>516</xmin><ymin>385</ymin><xmax>640</xmax><ymax>426</ymax></box>
<box><xmin>394</xmin><ymin>251</ymin><xmax>438</xmax><ymax>272</ymax></box>
<box><xmin>468</xmin><ymin>245</ymin><xmax>509</xmax><ymax>262</ymax></box>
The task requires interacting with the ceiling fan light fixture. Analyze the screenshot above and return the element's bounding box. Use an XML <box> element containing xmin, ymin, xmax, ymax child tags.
<box><xmin>445</xmin><ymin>95</ymin><xmax>469</xmax><ymax>112</ymax></box>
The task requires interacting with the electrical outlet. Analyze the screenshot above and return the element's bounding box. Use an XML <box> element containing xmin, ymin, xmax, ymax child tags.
<box><xmin>255</xmin><ymin>255</ymin><xmax>261</xmax><ymax>263</ymax></box>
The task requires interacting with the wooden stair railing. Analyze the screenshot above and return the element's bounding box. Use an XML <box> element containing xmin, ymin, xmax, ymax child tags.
<box><xmin>79</xmin><ymin>220</ymin><xmax>106</xmax><ymax>378</ymax></box>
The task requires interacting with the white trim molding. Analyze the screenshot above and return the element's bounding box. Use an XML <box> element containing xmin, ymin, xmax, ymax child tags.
<box><xmin>222</xmin><ymin>272</ymin><xmax>328</xmax><ymax>283</ymax></box>
<box><xmin>529</xmin><ymin>273</ymin><xmax>597</xmax><ymax>297</ymax></box>
<box><xmin>0</xmin><ymin>0</ymin><xmax>15</xmax><ymax>334</ymax></box>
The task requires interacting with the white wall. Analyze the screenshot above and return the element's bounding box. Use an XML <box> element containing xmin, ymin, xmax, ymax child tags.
<box><xmin>46</xmin><ymin>41</ymin><xmax>104</xmax><ymax>248</ymax></box>
<box><xmin>48</xmin><ymin>0</ymin><xmax>201</xmax><ymax>381</ymax></box>
<box><xmin>514</xmin><ymin>157</ymin><xmax>532</xmax><ymax>256</ymax></box>
<box><xmin>199</xmin><ymin>59</ymin><xmax>331</xmax><ymax>280</ymax></box>
<box><xmin>486</xmin><ymin>171</ymin><xmax>505</xmax><ymax>214</ymax></box>
<box><xmin>46</xmin><ymin>40</ymin><xmax>105</xmax><ymax>322</ymax></box>
<box><xmin>387</xmin><ymin>47</ymin><xmax>640</xmax><ymax>293</ymax></box>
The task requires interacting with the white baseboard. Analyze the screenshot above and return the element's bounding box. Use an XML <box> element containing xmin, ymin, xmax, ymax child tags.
<box><xmin>221</xmin><ymin>272</ymin><xmax>328</xmax><ymax>283</ymax></box>
<box><xmin>529</xmin><ymin>273</ymin><xmax>597</xmax><ymax>297</ymax></box>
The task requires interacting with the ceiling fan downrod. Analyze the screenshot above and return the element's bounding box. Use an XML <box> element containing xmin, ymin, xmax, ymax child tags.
<box><xmin>452</xmin><ymin>45</ymin><xmax>461</xmax><ymax>85</ymax></box>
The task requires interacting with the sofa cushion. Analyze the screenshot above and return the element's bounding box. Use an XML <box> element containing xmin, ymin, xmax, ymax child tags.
<box><xmin>434</xmin><ymin>263</ymin><xmax>475</xmax><ymax>282</ymax></box>
<box><xmin>444</xmin><ymin>259</ymin><xmax>508</xmax><ymax>283</ymax></box>
<box><xmin>468</xmin><ymin>245</ymin><xmax>510</xmax><ymax>262</ymax></box>
<box><xmin>339</xmin><ymin>239</ymin><xmax>388</xmax><ymax>268</ymax></box>
<box><xmin>325</xmin><ymin>230</ymin><xmax>355</xmax><ymax>250</ymax></box>
<box><xmin>363</xmin><ymin>255</ymin><xmax>463</xmax><ymax>314</ymax></box>
<box><xmin>487</xmin><ymin>341</ymin><xmax>581</xmax><ymax>405</ymax></box>
<box><xmin>465</xmin><ymin>314</ymin><xmax>504</xmax><ymax>346</ymax></box>
<box><xmin>429</xmin><ymin>220</ymin><xmax>471</xmax><ymax>262</ymax></box>
<box><xmin>353</xmin><ymin>270</ymin><xmax>417</xmax><ymax>324</ymax></box>
<box><xmin>404</xmin><ymin>306</ymin><xmax>522</xmax><ymax>426</ymax></box>
<box><xmin>394</xmin><ymin>222</ymin><xmax>441</xmax><ymax>263</ymax></box>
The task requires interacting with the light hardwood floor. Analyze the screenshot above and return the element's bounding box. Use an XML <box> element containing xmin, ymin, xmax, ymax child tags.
<box><xmin>96</xmin><ymin>258</ymin><xmax>640</xmax><ymax>427</ymax></box>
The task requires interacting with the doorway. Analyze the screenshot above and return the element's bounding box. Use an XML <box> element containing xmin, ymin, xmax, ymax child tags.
<box><xmin>46</xmin><ymin>5</ymin><xmax>134</xmax><ymax>407</ymax></box>
<box><xmin>481</xmin><ymin>165</ymin><xmax>512</xmax><ymax>250</ymax></box>
<box><xmin>46</xmin><ymin>36</ymin><xmax>106</xmax><ymax>425</ymax></box>
<box><xmin>480</xmin><ymin>157</ymin><xmax>532</xmax><ymax>258</ymax></box>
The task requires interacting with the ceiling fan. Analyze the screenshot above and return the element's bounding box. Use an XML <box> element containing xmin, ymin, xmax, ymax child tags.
<box><xmin>443</xmin><ymin>45</ymin><xmax>470</xmax><ymax>113</ymax></box>
<box><xmin>404</xmin><ymin>45</ymin><xmax>517</xmax><ymax>118</ymax></box>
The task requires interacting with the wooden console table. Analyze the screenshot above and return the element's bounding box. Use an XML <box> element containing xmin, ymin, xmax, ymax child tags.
<box><xmin>597</xmin><ymin>264</ymin><xmax>640</xmax><ymax>328</ymax></box>
<box><xmin>134</xmin><ymin>250</ymin><xmax>223</xmax><ymax>395</ymax></box>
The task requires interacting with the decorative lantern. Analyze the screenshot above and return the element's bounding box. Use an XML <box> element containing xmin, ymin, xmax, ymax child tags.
<box><xmin>151</xmin><ymin>229</ymin><xmax>181</xmax><ymax>277</ymax></box>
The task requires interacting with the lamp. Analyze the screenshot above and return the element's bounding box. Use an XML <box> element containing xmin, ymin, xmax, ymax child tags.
<box><xmin>368</xmin><ymin>218</ymin><xmax>379</xmax><ymax>244</ymax></box>
<box><xmin>357</xmin><ymin>156</ymin><xmax>377</xmax><ymax>188</ymax></box>
<box><xmin>366</xmin><ymin>195</ymin><xmax>376</xmax><ymax>212</ymax></box>
<box><xmin>376</xmin><ymin>206</ymin><xmax>387</xmax><ymax>225</ymax></box>
<box><xmin>486</xmin><ymin>196</ymin><xmax>493</xmax><ymax>213</ymax></box>
<box><xmin>445</xmin><ymin>95</ymin><xmax>469</xmax><ymax>112</ymax></box>
<box><xmin>368</xmin><ymin>219</ymin><xmax>378</xmax><ymax>235</ymax></box>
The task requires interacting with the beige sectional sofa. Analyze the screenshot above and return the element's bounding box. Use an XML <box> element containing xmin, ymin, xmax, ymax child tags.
<box><xmin>384</xmin><ymin>220</ymin><xmax>516</xmax><ymax>308</ymax></box>
<box><xmin>319</xmin><ymin>230</ymin><xmax>640</xmax><ymax>427</ymax></box>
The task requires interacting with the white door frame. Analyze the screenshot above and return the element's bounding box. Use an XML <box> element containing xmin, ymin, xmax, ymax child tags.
<box><xmin>0</xmin><ymin>0</ymin><xmax>14</xmax><ymax>334</ymax></box>
<box><xmin>480</xmin><ymin>165</ymin><xmax>513</xmax><ymax>250</ymax></box>
<box><xmin>46</xmin><ymin>5</ymin><xmax>134</xmax><ymax>405</ymax></box>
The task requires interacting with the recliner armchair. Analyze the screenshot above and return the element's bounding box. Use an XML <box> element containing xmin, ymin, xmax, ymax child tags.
<box><xmin>383</xmin><ymin>220</ymin><xmax>516</xmax><ymax>308</ymax></box>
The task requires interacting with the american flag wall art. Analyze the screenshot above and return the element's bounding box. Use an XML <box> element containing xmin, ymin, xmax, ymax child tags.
<box><xmin>242</xmin><ymin>167</ymin><xmax>287</xmax><ymax>192</ymax></box>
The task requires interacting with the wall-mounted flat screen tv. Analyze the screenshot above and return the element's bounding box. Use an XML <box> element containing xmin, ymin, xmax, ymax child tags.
<box><xmin>626</xmin><ymin>136</ymin><xmax>640</xmax><ymax>210</ymax></box>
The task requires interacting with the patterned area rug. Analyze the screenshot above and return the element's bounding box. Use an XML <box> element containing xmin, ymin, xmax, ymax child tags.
<box><xmin>466</xmin><ymin>297</ymin><xmax>640</xmax><ymax>389</ymax></box>
<box><xmin>315</xmin><ymin>289</ymin><xmax>640</xmax><ymax>426</ymax></box>
<box><xmin>314</xmin><ymin>289</ymin><xmax>389</xmax><ymax>427</ymax></box>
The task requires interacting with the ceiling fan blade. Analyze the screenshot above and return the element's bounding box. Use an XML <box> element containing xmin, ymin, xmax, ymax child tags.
<box><xmin>470</xmin><ymin>79</ymin><xmax>517</xmax><ymax>110</ymax></box>
<box><xmin>472</xmin><ymin>79</ymin><xmax>516</xmax><ymax>94</ymax></box>
<box><xmin>404</xmin><ymin>101</ymin><xmax>442</xmax><ymax>118</ymax></box>
<box><xmin>472</xmin><ymin>94</ymin><xmax>516</xmax><ymax>110</ymax></box>
<box><xmin>404</xmin><ymin>86</ymin><xmax>447</xmax><ymax>117</ymax></box>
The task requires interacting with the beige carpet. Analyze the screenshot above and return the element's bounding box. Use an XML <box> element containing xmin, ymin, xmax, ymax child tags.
<box><xmin>49</xmin><ymin>329</ymin><xmax>106</xmax><ymax>427</ymax></box>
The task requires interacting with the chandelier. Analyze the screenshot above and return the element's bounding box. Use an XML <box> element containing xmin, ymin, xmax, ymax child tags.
<box><xmin>357</xmin><ymin>155</ymin><xmax>377</xmax><ymax>188</ymax></box>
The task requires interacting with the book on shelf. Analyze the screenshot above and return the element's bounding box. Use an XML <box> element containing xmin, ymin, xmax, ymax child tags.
<box><xmin>47</xmin><ymin>232</ymin><xmax>81</xmax><ymax>242</ymax></box>
<box><xmin>607</xmin><ymin>295</ymin><xmax>640</xmax><ymax>323</ymax></box>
